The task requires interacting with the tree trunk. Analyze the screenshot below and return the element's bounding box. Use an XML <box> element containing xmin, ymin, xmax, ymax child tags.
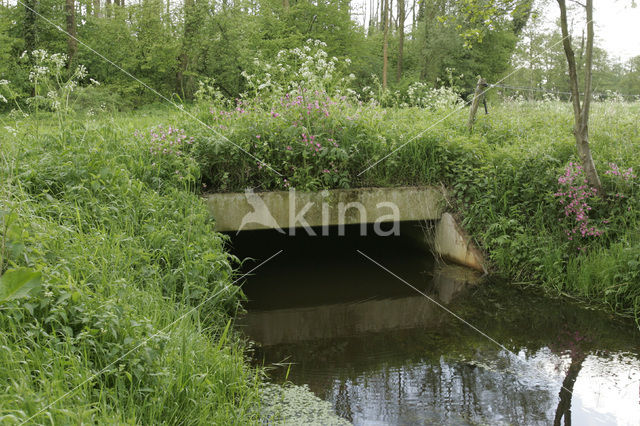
<box><xmin>65</xmin><ymin>0</ymin><xmax>77</xmax><ymax>66</ymax></box>
<box><xmin>368</xmin><ymin>0</ymin><xmax>375</xmax><ymax>36</ymax></box>
<box><xmin>412</xmin><ymin>0</ymin><xmax>415</xmax><ymax>33</ymax></box>
<box><xmin>397</xmin><ymin>0</ymin><xmax>404</xmax><ymax>81</ymax></box>
<box><xmin>557</xmin><ymin>0</ymin><xmax>601</xmax><ymax>192</ymax></box>
<box><xmin>178</xmin><ymin>0</ymin><xmax>200</xmax><ymax>98</ymax></box>
<box><xmin>23</xmin><ymin>0</ymin><xmax>37</xmax><ymax>57</ymax></box>
<box><xmin>382</xmin><ymin>0</ymin><xmax>389</xmax><ymax>89</ymax></box>
<box><xmin>93</xmin><ymin>0</ymin><xmax>100</xmax><ymax>17</ymax></box>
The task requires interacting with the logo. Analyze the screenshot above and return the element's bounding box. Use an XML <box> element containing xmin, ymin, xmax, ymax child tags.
<box><xmin>237</xmin><ymin>188</ymin><xmax>286</xmax><ymax>234</ymax></box>
<box><xmin>237</xmin><ymin>188</ymin><xmax>400</xmax><ymax>236</ymax></box>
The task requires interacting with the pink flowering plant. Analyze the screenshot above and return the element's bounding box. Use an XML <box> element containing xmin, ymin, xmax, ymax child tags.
<box><xmin>554</xmin><ymin>162</ymin><xmax>605</xmax><ymax>250</ymax></box>
<box><xmin>554</xmin><ymin>161</ymin><xmax>638</xmax><ymax>251</ymax></box>
<box><xmin>135</xmin><ymin>125</ymin><xmax>199</xmax><ymax>190</ymax></box>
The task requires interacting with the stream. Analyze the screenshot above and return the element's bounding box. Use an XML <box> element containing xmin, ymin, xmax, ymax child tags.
<box><xmin>230</xmin><ymin>223</ymin><xmax>640</xmax><ymax>425</ymax></box>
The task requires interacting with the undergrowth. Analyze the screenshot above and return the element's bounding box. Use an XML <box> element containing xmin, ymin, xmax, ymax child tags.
<box><xmin>0</xmin><ymin>114</ymin><xmax>262</xmax><ymax>423</ymax></box>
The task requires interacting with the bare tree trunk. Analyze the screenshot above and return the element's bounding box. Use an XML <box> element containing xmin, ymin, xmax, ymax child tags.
<box><xmin>557</xmin><ymin>0</ymin><xmax>601</xmax><ymax>192</ymax></box>
<box><xmin>178</xmin><ymin>0</ymin><xmax>193</xmax><ymax>97</ymax></box>
<box><xmin>65</xmin><ymin>0</ymin><xmax>77</xmax><ymax>65</ymax></box>
<box><xmin>397</xmin><ymin>0</ymin><xmax>404</xmax><ymax>81</ymax></box>
<box><xmin>382</xmin><ymin>0</ymin><xmax>389</xmax><ymax>89</ymax></box>
<box><xmin>412</xmin><ymin>0</ymin><xmax>415</xmax><ymax>33</ymax></box>
<box><xmin>178</xmin><ymin>0</ymin><xmax>201</xmax><ymax>98</ymax></box>
<box><xmin>368</xmin><ymin>0</ymin><xmax>375</xmax><ymax>36</ymax></box>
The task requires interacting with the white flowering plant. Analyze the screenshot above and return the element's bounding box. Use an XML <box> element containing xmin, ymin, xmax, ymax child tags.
<box><xmin>240</xmin><ymin>39</ymin><xmax>355</xmax><ymax>101</ymax></box>
<box><xmin>194</xmin><ymin>77</ymin><xmax>227</xmax><ymax>105</ymax></box>
<box><xmin>405</xmin><ymin>83</ymin><xmax>463</xmax><ymax>110</ymax></box>
<box><xmin>18</xmin><ymin>50</ymin><xmax>98</xmax><ymax>114</ymax></box>
<box><xmin>357</xmin><ymin>73</ymin><xmax>463</xmax><ymax>111</ymax></box>
<box><xmin>1</xmin><ymin>50</ymin><xmax>101</xmax><ymax>137</ymax></box>
<box><xmin>0</xmin><ymin>83</ymin><xmax>8</xmax><ymax>112</ymax></box>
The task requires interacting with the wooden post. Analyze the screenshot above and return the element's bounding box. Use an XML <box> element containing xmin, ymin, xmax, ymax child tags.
<box><xmin>467</xmin><ymin>76</ymin><xmax>488</xmax><ymax>130</ymax></box>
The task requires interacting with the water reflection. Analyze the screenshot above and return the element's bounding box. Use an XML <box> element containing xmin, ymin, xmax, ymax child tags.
<box><xmin>230</xmin><ymin>224</ymin><xmax>640</xmax><ymax>425</ymax></box>
<box><xmin>239</xmin><ymin>265</ymin><xmax>476</xmax><ymax>345</ymax></box>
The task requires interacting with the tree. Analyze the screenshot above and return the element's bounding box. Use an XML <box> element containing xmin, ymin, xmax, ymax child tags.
<box><xmin>396</xmin><ymin>0</ymin><xmax>404</xmax><ymax>80</ymax></box>
<box><xmin>557</xmin><ymin>0</ymin><xmax>601</xmax><ymax>192</ymax></box>
<box><xmin>23</xmin><ymin>0</ymin><xmax>38</xmax><ymax>56</ymax></box>
<box><xmin>65</xmin><ymin>0</ymin><xmax>77</xmax><ymax>65</ymax></box>
<box><xmin>382</xmin><ymin>0</ymin><xmax>389</xmax><ymax>88</ymax></box>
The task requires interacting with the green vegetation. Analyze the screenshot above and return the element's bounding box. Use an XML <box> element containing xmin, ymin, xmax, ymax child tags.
<box><xmin>1</xmin><ymin>0</ymin><xmax>639</xmax><ymax>422</ymax></box>
<box><xmin>260</xmin><ymin>383</ymin><xmax>351</xmax><ymax>425</ymax></box>
<box><xmin>1</xmin><ymin>42</ymin><xmax>639</xmax><ymax>421</ymax></box>
<box><xmin>0</xmin><ymin>109</ymin><xmax>264</xmax><ymax>423</ymax></box>
<box><xmin>0</xmin><ymin>0</ymin><xmax>530</xmax><ymax>104</ymax></box>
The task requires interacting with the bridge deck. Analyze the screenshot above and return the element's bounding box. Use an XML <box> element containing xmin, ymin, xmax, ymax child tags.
<box><xmin>206</xmin><ymin>186</ymin><xmax>444</xmax><ymax>232</ymax></box>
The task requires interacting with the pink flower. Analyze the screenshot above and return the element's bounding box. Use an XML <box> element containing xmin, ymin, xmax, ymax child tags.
<box><xmin>555</xmin><ymin>163</ymin><xmax>603</xmax><ymax>243</ymax></box>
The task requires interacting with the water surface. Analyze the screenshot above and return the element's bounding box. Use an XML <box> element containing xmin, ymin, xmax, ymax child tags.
<box><xmin>230</xmin><ymin>223</ymin><xmax>640</xmax><ymax>425</ymax></box>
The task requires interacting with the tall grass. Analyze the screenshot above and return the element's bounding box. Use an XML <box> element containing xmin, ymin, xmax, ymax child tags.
<box><xmin>0</xmin><ymin>111</ymin><xmax>262</xmax><ymax>423</ymax></box>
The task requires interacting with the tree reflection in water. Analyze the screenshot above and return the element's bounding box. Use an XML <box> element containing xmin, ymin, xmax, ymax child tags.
<box><xmin>552</xmin><ymin>330</ymin><xmax>588</xmax><ymax>426</ymax></box>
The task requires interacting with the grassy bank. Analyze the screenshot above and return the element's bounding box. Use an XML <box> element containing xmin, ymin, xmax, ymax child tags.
<box><xmin>0</xmin><ymin>114</ymin><xmax>262</xmax><ymax>423</ymax></box>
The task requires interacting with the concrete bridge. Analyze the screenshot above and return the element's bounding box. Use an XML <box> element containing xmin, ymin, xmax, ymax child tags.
<box><xmin>206</xmin><ymin>186</ymin><xmax>485</xmax><ymax>272</ymax></box>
